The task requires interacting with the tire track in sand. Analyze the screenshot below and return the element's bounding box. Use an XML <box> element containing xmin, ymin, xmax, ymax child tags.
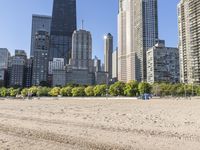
<box><xmin>0</xmin><ymin>113</ymin><xmax>200</xmax><ymax>143</ymax></box>
<box><xmin>0</xmin><ymin>123</ymin><xmax>133</xmax><ymax>150</ymax></box>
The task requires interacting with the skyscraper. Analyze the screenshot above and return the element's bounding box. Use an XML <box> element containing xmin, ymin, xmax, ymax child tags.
<box><xmin>0</xmin><ymin>48</ymin><xmax>10</xmax><ymax>87</ymax></box>
<box><xmin>49</xmin><ymin>0</ymin><xmax>77</xmax><ymax>64</ymax></box>
<box><xmin>112</xmin><ymin>48</ymin><xmax>118</xmax><ymax>79</ymax></box>
<box><xmin>9</xmin><ymin>50</ymin><xmax>27</xmax><ymax>87</ymax></box>
<box><xmin>30</xmin><ymin>14</ymin><xmax>51</xmax><ymax>57</ymax></box>
<box><xmin>178</xmin><ymin>0</ymin><xmax>200</xmax><ymax>84</ymax></box>
<box><xmin>71</xmin><ymin>29</ymin><xmax>92</xmax><ymax>70</ymax></box>
<box><xmin>118</xmin><ymin>0</ymin><xmax>158</xmax><ymax>82</ymax></box>
<box><xmin>0</xmin><ymin>48</ymin><xmax>10</xmax><ymax>69</ymax></box>
<box><xmin>32</xmin><ymin>30</ymin><xmax>50</xmax><ymax>86</ymax></box>
<box><xmin>93</xmin><ymin>56</ymin><xmax>101</xmax><ymax>72</ymax></box>
<box><xmin>104</xmin><ymin>33</ymin><xmax>113</xmax><ymax>80</ymax></box>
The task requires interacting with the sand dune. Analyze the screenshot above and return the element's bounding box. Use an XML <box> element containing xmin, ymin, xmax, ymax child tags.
<box><xmin>0</xmin><ymin>98</ymin><xmax>200</xmax><ymax>150</ymax></box>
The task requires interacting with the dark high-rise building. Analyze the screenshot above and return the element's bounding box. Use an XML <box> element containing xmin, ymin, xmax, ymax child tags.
<box><xmin>25</xmin><ymin>58</ymin><xmax>33</xmax><ymax>87</ymax></box>
<box><xmin>32</xmin><ymin>30</ymin><xmax>50</xmax><ymax>86</ymax></box>
<box><xmin>30</xmin><ymin>14</ymin><xmax>51</xmax><ymax>57</ymax></box>
<box><xmin>9</xmin><ymin>50</ymin><xmax>27</xmax><ymax>87</ymax></box>
<box><xmin>104</xmin><ymin>33</ymin><xmax>113</xmax><ymax>80</ymax></box>
<box><xmin>49</xmin><ymin>0</ymin><xmax>77</xmax><ymax>64</ymax></box>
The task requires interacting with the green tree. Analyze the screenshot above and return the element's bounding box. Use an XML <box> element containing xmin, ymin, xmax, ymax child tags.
<box><xmin>48</xmin><ymin>87</ymin><xmax>61</xmax><ymax>97</ymax></box>
<box><xmin>0</xmin><ymin>87</ymin><xmax>7</xmax><ymax>97</ymax></box>
<box><xmin>72</xmin><ymin>87</ymin><xmax>85</xmax><ymax>97</ymax></box>
<box><xmin>93</xmin><ymin>84</ymin><xmax>107</xmax><ymax>96</ymax></box>
<box><xmin>109</xmin><ymin>81</ymin><xmax>125</xmax><ymax>96</ymax></box>
<box><xmin>138</xmin><ymin>82</ymin><xmax>152</xmax><ymax>95</ymax></box>
<box><xmin>85</xmin><ymin>86</ymin><xmax>94</xmax><ymax>96</ymax></box>
<box><xmin>124</xmin><ymin>80</ymin><xmax>139</xmax><ymax>96</ymax></box>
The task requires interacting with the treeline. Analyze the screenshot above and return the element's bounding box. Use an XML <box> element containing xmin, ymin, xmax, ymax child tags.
<box><xmin>0</xmin><ymin>81</ymin><xmax>200</xmax><ymax>97</ymax></box>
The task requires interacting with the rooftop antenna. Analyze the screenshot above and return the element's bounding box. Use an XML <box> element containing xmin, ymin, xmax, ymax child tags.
<box><xmin>81</xmin><ymin>20</ymin><xmax>84</xmax><ymax>30</ymax></box>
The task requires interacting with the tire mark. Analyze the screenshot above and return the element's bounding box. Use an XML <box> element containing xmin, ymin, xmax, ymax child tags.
<box><xmin>0</xmin><ymin>123</ymin><xmax>133</xmax><ymax>150</ymax></box>
<box><xmin>0</xmin><ymin>113</ymin><xmax>200</xmax><ymax>143</ymax></box>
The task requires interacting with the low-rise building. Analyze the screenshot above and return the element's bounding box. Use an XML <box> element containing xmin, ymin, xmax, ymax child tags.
<box><xmin>147</xmin><ymin>40</ymin><xmax>179</xmax><ymax>83</ymax></box>
<box><xmin>66</xmin><ymin>67</ymin><xmax>94</xmax><ymax>85</ymax></box>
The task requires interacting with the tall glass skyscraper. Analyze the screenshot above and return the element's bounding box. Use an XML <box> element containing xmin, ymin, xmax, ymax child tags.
<box><xmin>49</xmin><ymin>0</ymin><xmax>77</xmax><ymax>64</ymax></box>
<box><xmin>118</xmin><ymin>0</ymin><xmax>158</xmax><ymax>82</ymax></box>
<box><xmin>30</xmin><ymin>15</ymin><xmax>51</xmax><ymax>57</ymax></box>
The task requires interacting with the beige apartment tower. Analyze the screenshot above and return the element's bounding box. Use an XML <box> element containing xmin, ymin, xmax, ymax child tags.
<box><xmin>118</xmin><ymin>0</ymin><xmax>158</xmax><ymax>82</ymax></box>
<box><xmin>178</xmin><ymin>0</ymin><xmax>200</xmax><ymax>84</ymax></box>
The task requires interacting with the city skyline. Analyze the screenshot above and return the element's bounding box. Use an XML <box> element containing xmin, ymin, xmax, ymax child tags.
<box><xmin>0</xmin><ymin>0</ymin><xmax>179</xmax><ymax>62</ymax></box>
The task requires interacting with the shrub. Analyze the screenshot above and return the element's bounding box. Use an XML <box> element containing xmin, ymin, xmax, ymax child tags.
<box><xmin>8</xmin><ymin>88</ymin><xmax>20</xmax><ymax>97</ymax></box>
<box><xmin>21</xmin><ymin>88</ymin><xmax>28</xmax><ymax>97</ymax></box>
<box><xmin>48</xmin><ymin>87</ymin><xmax>61</xmax><ymax>97</ymax></box>
<box><xmin>94</xmin><ymin>84</ymin><xmax>107</xmax><ymax>96</ymax></box>
<box><xmin>72</xmin><ymin>87</ymin><xmax>85</xmax><ymax>97</ymax></box>
<box><xmin>28</xmin><ymin>86</ymin><xmax>38</xmax><ymax>96</ymax></box>
<box><xmin>85</xmin><ymin>86</ymin><xmax>94</xmax><ymax>96</ymax></box>
<box><xmin>60</xmin><ymin>86</ymin><xmax>73</xmax><ymax>97</ymax></box>
<box><xmin>0</xmin><ymin>87</ymin><xmax>7</xmax><ymax>97</ymax></box>
<box><xmin>37</xmin><ymin>87</ymin><xmax>51</xmax><ymax>97</ymax></box>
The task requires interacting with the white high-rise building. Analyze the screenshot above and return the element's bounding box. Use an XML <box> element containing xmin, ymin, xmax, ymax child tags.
<box><xmin>118</xmin><ymin>0</ymin><xmax>158</xmax><ymax>82</ymax></box>
<box><xmin>71</xmin><ymin>29</ymin><xmax>92</xmax><ymax>70</ymax></box>
<box><xmin>178</xmin><ymin>0</ymin><xmax>200</xmax><ymax>84</ymax></box>
<box><xmin>112</xmin><ymin>48</ymin><xmax>118</xmax><ymax>79</ymax></box>
<box><xmin>30</xmin><ymin>14</ymin><xmax>51</xmax><ymax>57</ymax></box>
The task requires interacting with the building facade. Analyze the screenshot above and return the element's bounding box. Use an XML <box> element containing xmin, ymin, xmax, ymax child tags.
<box><xmin>0</xmin><ymin>48</ymin><xmax>10</xmax><ymax>69</ymax></box>
<box><xmin>49</xmin><ymin>0</ymin><xmax>77</xmax><ymax>64</ymax></box>
<box><xmin>71</xmin><ymin>29</ymin><xmax>92</xmax><ymax>70</ymax></box>
<box><xmin>112</xmin><ymin>48</ymin><xmax>118</xmax><ymax>79</ymax></box>
<box><xmin>9</xmin><ymin>50</ymin><xmax>27</xmax><ymax>87</ymax></box>
<box><xmin>32</xmin><ymin>30</ymin><xmax>49</xmax><ymax>86</ymax></box>
<box><xmin>178</xmin><ymin>0</ymin><xmax>200</xmax><ymax>84</ymax></box>
<box><xmin>25</xmin><ymin>58</ymin><xmax>33</xmax><ymax>87</ymax></box>
<box><xmin>118</xmin><ymin>0</ymin><xmax>158</xmax><ymax>82</ymax></box>
<box><xmin>104</xmin><ymin>33</ymin><xmax>113</xmax><ymax>80</ymax></box>
<box><xmin>30</xmin><ymin>14</ymin><xmax>51</xmax><ymax>57</ymax></box>
<box><xmin>147</xmin><ymin>41</ymin><xmax>180</xmax><ymax>83</ymax></box>
<box><xmin>0</xmin><ymin>48</ymin><xmax>10</xmax><ymax>87</ymax></box>
<box><xmin>0</xmin><ymin>69</ymin><xmax>7</xmax><ymax>87</ymax></box>
<box><xmin>49</xmin><ymin>58</ymin><xmax>65</xmax><ymax>75</ymax></box>
<box><xmin>66</xmin><ymin>69</ymin><xmax>94</xmax><ymax>85</ymax></box>
<box><xmin>52</xmin><ymin>69</ymin><xmax>66</xmax><ymax>86</ymax></box>
<box><xmin>95</xmin><ymin>72</ymin><xmax>109</xmax><ymax>85</ymax></box>
<box><xmin>93</xmin><ymin>56</ymin><xmax>101</xmax><ymax>72</ymax></box>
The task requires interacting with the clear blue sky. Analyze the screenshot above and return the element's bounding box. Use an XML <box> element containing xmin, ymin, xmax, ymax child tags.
<box><xmin>0</xmin><ymin>0</ymin><xmax>180</xmax><ymax>62</ymax></box>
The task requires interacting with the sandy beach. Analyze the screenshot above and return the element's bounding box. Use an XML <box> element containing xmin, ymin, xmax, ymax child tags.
<box><xmin>0</xmin><ymin>97</ymin><xmax>200</xmax><ymax>150</ymax></box>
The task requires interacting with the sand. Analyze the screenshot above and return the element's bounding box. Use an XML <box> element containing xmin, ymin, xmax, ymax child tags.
<box><xmin>0</xmin><ymin>97</ymin><xmax>200</xmax><ymax>150</ymax></box>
